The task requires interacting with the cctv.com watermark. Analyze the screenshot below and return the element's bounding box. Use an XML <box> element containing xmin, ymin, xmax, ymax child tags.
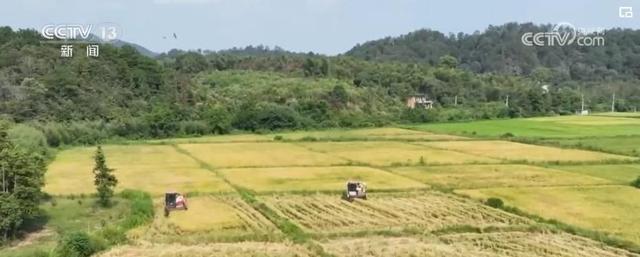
<box><xmin>521</xmin><ymin>22</ymin><xmax>605</xmax><ymax>47</ymax></box>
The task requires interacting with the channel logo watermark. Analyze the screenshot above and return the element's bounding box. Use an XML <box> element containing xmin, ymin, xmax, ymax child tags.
<box><xmin>521</xmin><ymin>22</ymin><xmax>605</xmax><ymax>47</ymax></box>
<box><xmin>40</xmin><ymin>23</ymin><xmax>122</xmax><ymax>42</ymax></box>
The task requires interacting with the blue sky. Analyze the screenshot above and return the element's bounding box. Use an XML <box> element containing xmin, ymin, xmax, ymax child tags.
<box><xmin>1</xmin><ymin>0</ymin><xmax>638</xmax><ymax>54</ymax></box>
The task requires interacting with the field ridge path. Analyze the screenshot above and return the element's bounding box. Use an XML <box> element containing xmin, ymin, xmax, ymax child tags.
<box><xmin>169</xmin><ymin>144</ymin><xmax>335</xmax><ymax>257</ymax></box>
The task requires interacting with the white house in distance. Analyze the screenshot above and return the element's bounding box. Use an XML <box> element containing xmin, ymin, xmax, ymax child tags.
<box><xmin>406</xmin><ymin>94</ymin><xmax>433</xmax><ymax>109</ymax></box>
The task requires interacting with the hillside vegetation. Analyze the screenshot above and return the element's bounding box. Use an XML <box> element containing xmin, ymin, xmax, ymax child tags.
<box><xmin>1</xmin><ymin>24</ymin><xmax>640</xmax><ymax>147</ymax></box>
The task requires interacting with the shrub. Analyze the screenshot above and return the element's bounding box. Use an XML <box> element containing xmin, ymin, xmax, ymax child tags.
<box><xmin>485</xmin><ymin>197</ymin><xmax>504</xmax><ymax>208</ymax></box>
<box><xmin>418</xmin><ymin>156</ymin><xmax>426</xmax><ymax>165</ymax></box>
<box><xmin>7</xmin><ymin>124</ymin><xmax>51</xmax><ymax>158</ymax></box>
<box><xmin>300</xmin><ymin>136</ymin><xmax>317</xmax><ymax>142</ymax></box>
<box><xmin>631</xmin><ymin>176</ymin><xmax>640</xmax><ymax>189</ymax></box>
<box><xmin>119</xmin><ymin>190</ymin><xmax>154</xmax><ymax>229</ymax></box>
<box><xmin>97</xmin><ymin>226</ymin><xmax>127</xmax><ymax>245</ymax></box>
<box><xmin>233</xmin><ymin>103</ymin><xmax>302</xmax><ymax>131</ymax></box>
<box><xmin>501</xmin><ymin>132</ymin><xmax>515</xmax><ymax>138</ymax></box>
<box><xmin>56</xmin><ymin>232</ymin><xmax>101</xmax><ymax>257</ymax></box>
<box><xmin>273</xmin><ymin>135</ymin><xmax>283</xmax><ymax>141</ymax></box>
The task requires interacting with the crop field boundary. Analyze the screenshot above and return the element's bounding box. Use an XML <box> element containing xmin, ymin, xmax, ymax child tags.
<box><xmin>288</xmin><ymin>141</ymin><xmax>369</xmax><ymax>165</ymax></box>
<box><xmin>96</xmin><ymin>127</ymin><xmax>486</xmax><ymax>147</ymax></box>
<box><xmin>407</xmin><ymin>141</ymin><xmax>637</xmax><ymax>166</ymax></box>
<box><xmin>170</xmin><ymin>144</ymin><xmax>334</xmax><ymax>257</ymax></box>
<box><xmin>172</xmin><ymin>143</ymin><xmax>640</xmax><ymax>255</ymax></box>
<box><xmin>292</xmin><ymin>141</ymin><xmax>503</xmax><ymax>166</ymax></box>
<box><xmin>171</xmin><ymin>142</ymin><xmax>602</xmax><ymax>255</ymax></box>
<box><xmin>516</xmin><ymin>137</ymin><xmax>640</xmax><ymax>158</ymax></box>
<box><xmin>403</xmin><ymin>122</ymin><xmax>640</xmax><ymax>159</ymax></box>
<box><xmin>36</xmin><ymin>123</ymin><xmax>640</xmax><ymax>256</ymax></box>
<box><xmin>449</xmin><ymin>190</ymin><xmax>640</xmax><ymax>253</ymax></box>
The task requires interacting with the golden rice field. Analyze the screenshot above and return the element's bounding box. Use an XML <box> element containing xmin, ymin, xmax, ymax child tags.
<box><xmin>260</xmin><ymin>192</ymin><xmax>529</xmax><ymax>234</ymax></box>
<box><xmin>220</xmin><ymin>166</ymin><xmax>426</xmax><ymax>192</ymax></box>
<box><xmin>177</xmin><ymin>142</ymin><xmax>346</xmax><ymax>168</ymax></box>
<box><xmin>421</xmin><ymin>140</ymin><xmax>634</xmax><ymax>163</ymax></box>
<box><xmin>44</xmin><ymin>145</ymin><xmax>233</xmax><ymax>196</ymax></box>
<box><xmin>458</xmin><ymin>185</ymin><xmax>640</xmax><ymax>244</ymax></box>
<box><xmin>551</xmin><ymin>164</ymin><xmax>640</xmax><ymax>184</ymax></box>
<box><xmin>390</xmin><ymin>164</ymin><xmax>612</xmax><ymax>189</ymax></box>
<box><xmin>132</xmin><ymin>196</ymin><xmax>278</xmax><ymax>243</ymax></box>
<box><xmin>322</xmin><ymin>232</ymin><xmax>640</xmax><ymax>257</ymax></box>
<box><xmin>97</xmin><ymin>242</ymin><xmax>312</xmax><ymax>257</ymax></box>
<box><xmin>298</xmin><ymin>141</ymin><xmax>499</xmax><ymax>166</ymax></box>
<box><xmin>37</xmin><ymin>120</ymin><xmax>640</xmax><ymax>257</ymax></box>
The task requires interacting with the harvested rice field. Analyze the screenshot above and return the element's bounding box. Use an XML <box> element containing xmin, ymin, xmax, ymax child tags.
<box><xmin>260</xmin><ymin>192</ymin><xmax>529</xmax><ymax>234</ymax></box>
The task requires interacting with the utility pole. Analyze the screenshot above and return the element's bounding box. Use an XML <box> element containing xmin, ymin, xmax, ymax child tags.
<box><xmin>611</xmin><ymin>93</ymin><xmax>616</xmax><ymax>113</ymax></box>
<box><xmin>505</xmin><ymin>95</ymin><xmax>509</xmax><ymax>107</ymax></box>
<box><xmin>581</xmin><ymin>94</ymin><xmax>585</xmax><ymax>113</ymax></box>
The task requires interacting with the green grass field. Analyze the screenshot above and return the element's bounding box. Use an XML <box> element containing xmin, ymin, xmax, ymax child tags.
<box><xmin>458</xmin><ymin>185</ymin><xmax>640</xmax><ymax>244</ymax></box>
<box><xmin>390</xmin><ymin>164</ymin><xmax>611</xmax><ymax>189</ymax></box>
<box><xmin>543</xmin><ymin>136</ymin><xmax>640</xmax><ymax>156</ymax></box>
<box><xmin>221</xmin><ymin>166</ymin><xmax>426</xmax><ymax>192</ymax></box>
<box><xmin>593</xmin><ymin>112</ymin><xmax>640</xmax><ymax>118</ymax></box>
<box><xmin>411</xmin><ymin>115</ymin><xmax>640</xmax><ymax>139</ymax></box>
<box><xmin>0</xmin><ymin>197</ymin><xmax>132</xmax><ymax>257</ymax></box>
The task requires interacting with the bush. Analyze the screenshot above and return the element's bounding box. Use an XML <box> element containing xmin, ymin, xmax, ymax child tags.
<box><xmin>97</xmin><ymin>226</ymin><xmax>127</xmax><ymax>245</ymax></box>
<box><xmin>7</xmin><ymin>124</ymin><xmax>51</xmax><ymax>158</ymax></box>
<box><xmin>631</xmin><ymin>176</ymin><xmax>640</xmax><ymax>189</ymax></box>
<box><xmin>273</xmin><ymin>135</ymin><xmax>283</xmax><ymax>141</ymax></box>
<box><xmin>56</xmin><ymin>232</ymin><xmax>101</xmax><ymax>257</ymax></box>
<box><xmin>119</xmin><ymin>190</ymin><xmax>154</xmax><ymax>229</ymax></box>
<box><xmin>300</xmin><ymin>136</ymin><xmax>317</xmax><ymax>142</ymax></box>
<box><xmin>252</xmin><ymin>103</ymin><xmax>303</xmax><ymax>131</ymax></box>
<box><xmin>501</xmin><ymin>132</ymin><xmax>515</xmax><ymax>138</ymax></box>
<box><xmin>485</xmin><ymin>197</ymin><xmax>504</xmax><ymax>208</ymax></box>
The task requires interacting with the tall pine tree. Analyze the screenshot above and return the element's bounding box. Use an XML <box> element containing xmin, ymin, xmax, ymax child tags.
<box><xmin>93</xmin><ymin>146</ymin><xmax>117</xmax><ymax>207</ymax></box>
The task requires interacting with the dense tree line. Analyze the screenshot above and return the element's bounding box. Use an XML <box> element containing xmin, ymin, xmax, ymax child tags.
<box><xmin>0</xmin><ymin>25</ymin><xmax>639</xmax><ymax>147</ymax></box>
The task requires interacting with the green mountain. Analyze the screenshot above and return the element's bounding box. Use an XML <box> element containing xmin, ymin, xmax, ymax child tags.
<box><xmin>0</xmin><ymin>24</ymin><xmax>639</xmax><ymax>147</ymax></box>
<box><xmin>346</xmin><ymin>23</ymin><xmax>640</xmax><ymax>81</ymax></box>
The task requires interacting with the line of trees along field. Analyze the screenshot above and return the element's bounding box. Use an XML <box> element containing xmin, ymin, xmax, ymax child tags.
<box><xmin>0</xmin><ymin>23</ymin><xmax>639</xmax><ymax>148</ymax></box>
<box><xmin>0</xmin><ymin>123</ymin><xmax>45</xmax><ymax>241</ymax></box>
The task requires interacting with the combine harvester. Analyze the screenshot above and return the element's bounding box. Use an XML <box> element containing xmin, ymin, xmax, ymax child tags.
<box><xmin>344</xmin><ymin>181</ymin><xmax>367</xmax><ymax>201</ymax></box>
<box><xmin>164</xmin><ymin>191</ymin><xmax>188</xmax><ymax>217</ymax></box>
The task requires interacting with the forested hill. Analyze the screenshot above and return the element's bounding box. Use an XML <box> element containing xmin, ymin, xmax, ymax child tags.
<box><xmin>346</xmin><ymin>23</ymin><xmax>640</xmax><ymax>81</ymax></box>
<box><xmin>0</xmin><ymin>25</ymin><xmax>639</xmax><ymax>147</ymax></box>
